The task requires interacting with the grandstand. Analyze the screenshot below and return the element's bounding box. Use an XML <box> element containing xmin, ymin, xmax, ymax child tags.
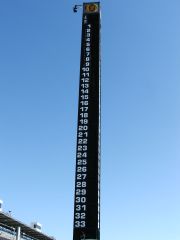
<box><xmin>0</xmin><ymin>212</ymin><xmax>55</xmax><ymax>240</ymax></box>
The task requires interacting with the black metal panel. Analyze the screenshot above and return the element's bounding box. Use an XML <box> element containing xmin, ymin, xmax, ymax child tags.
<box><xmin>73</xmin><ymin>2</ymin><xmax>101</xmax><ymax>240</ymax></box>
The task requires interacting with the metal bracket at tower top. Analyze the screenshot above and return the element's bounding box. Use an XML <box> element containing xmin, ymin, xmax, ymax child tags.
<box><xmin>73</xmin><ymin>4</ymin><xmax>82</xmax><ymax>13</ymax></box>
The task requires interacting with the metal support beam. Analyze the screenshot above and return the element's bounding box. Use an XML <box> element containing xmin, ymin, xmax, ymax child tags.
<box><xmin>16</xmin><ymin>226</ymin><xmax>21</xmax><ymax>240</ymax></box>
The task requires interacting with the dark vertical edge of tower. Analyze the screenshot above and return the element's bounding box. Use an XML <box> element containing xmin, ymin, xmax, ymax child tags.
<box><xmin>98</xmin><ymin>5</ymin><xmax>101</xmax><ymax>239</ymax></box>
<box><xmin>72</xmin><ymin>6</ymin><xmax>86</xmax><ymax>238</ymax></box>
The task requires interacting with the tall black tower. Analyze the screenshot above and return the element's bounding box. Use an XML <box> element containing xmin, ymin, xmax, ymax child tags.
<box><xmin>73</xmin><ymin>2</ymin><xmax>101</xmax><ymax>240</ymax></box>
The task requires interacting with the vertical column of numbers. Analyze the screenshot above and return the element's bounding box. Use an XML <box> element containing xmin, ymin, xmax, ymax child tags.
<box><xmin>74</xmin><ymin>21</ymin><xmax>91</xmax><ymax>229</ymax></box>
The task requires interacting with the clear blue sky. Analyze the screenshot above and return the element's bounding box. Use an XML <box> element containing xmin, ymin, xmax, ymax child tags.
<box><xmin>0</xmin><ymin>0</ymin><xmax>180</xmax><ymax>240</ymax></box>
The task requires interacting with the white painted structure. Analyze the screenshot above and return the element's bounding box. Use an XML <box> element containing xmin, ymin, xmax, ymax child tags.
<box><xmin>31</xmin><ymin>222</ymin><xmax>42</xmax><ymax>232</ymax></box>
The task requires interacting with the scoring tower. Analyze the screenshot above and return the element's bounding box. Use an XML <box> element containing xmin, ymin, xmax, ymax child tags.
<box><xmin>73</xmin><ymin>2</ymin><xmax>101</xmax><ymax>240</ymax></box>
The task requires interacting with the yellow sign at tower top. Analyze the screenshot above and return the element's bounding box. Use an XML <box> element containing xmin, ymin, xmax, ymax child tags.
<box><xmin>84</xmin><ymin>3</ymin><xmax>99</xmax><ymax>13</ymax></box>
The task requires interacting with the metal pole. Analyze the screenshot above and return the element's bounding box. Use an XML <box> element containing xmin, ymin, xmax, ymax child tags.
<box><xmin>16</xmin><ymin>226</ymin><xmax>21</xmax><ymax>240</ymax></box>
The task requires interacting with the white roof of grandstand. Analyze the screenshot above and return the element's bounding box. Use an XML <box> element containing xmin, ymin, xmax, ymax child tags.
<box><xmin>0</xmin><ymin>212</ymin><xmax>55</xmax><ymax>240</ymax></box>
